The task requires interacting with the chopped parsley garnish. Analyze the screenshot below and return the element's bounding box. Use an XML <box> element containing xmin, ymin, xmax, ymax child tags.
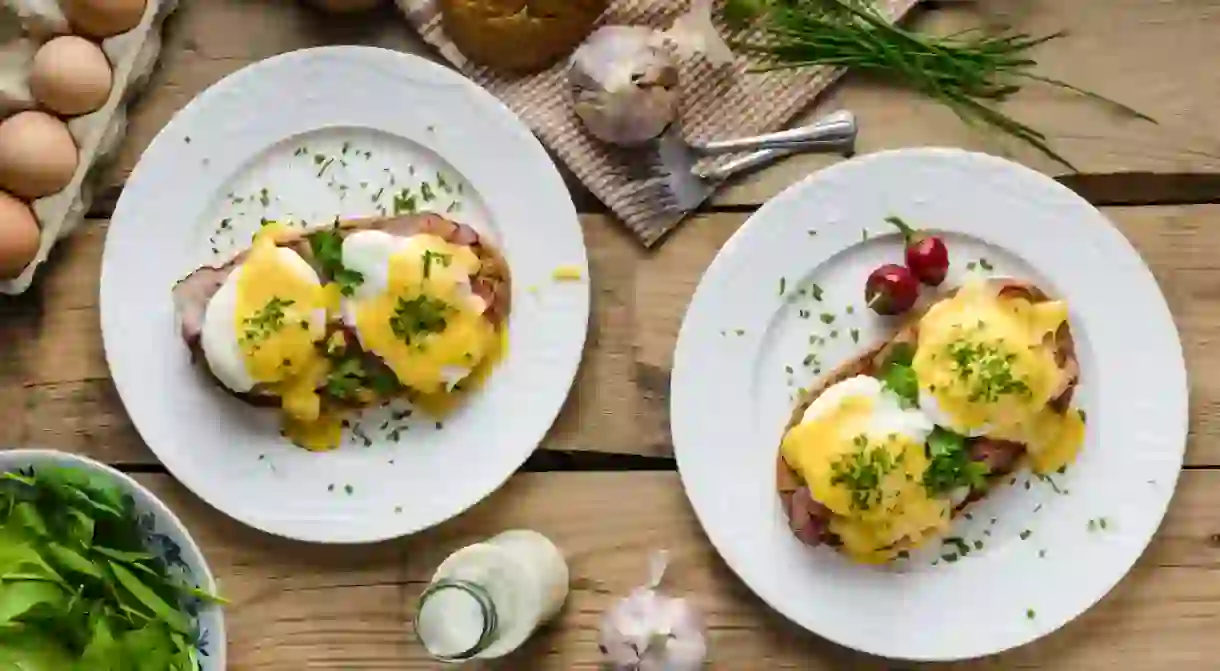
<box><xmin>344</xmin><ymin>484</ymin><xmax>354</xmax><ymax>495</ymax></box>
<box><xmin>389</xmin><ymin>295</ymin><xmax>451</xmax><ymax>345</ymax></box>
<box><xmin>437</xmin><ymin>173</ymin><xmax>451</xmax><ymax>192</ymax></box>
<box><xmin>830</xmin><ymin>436</ymin><xmax>896</xmax><ymax>511</ymax></box>
<box><xmin>420</xmin><ymin>182</ymin><xmax>435</xmax><ymax>201</ymax></box>
<box><xmin>946</xmin><ymin>336</ymin><xmax>1031</xmax><ymax>403</ymax></box>
<box><xmin>309</xmin><ymin>229</ymin><xmax>364</xmax><ymax>296</ymax></box>
<box><xmin>422</xmin><ymin>250</ymin><xmax>452</xmax><ymax>280</ymax></box>
<box><xmin>242</xmin><ymin>297</ymin><xmax>294</xmax><ymax>345</ymax></box>
<box><xmin>922</xmin><ymin>427</ymin><xmax>989</xmax><ymax>495</ymax></box>
<box><xmin>979</xmin><ymin>257</ymin><xmax>994</xmax><ymax>271</ymax></box>
<box><xmin>779</xmin><ymin>277</ymin><xmax>787</xmax><ymax>296</ymax></box>
<box><xmin>850</xmin><ymin>328</ymin><xmax>860</xmax><ymax>343</ymax></box>
<box><xmin>943</xmin><ymin>536</ymin><xmax>970</xmax><ymax>556</ymax></box>
<box><xmin>1026</xmin><ymin>609</ymin><xmax>1036</xmax><ymax>620</ymax></box>
<box><xmin>819</xmin><ymin>312</ymin><xmax>835</xmax><ymax>324</ymax></box>
<box><xmin>393</xmin><ymin>188</ymin><xmax>418</xmax><ymax>215</ymax></box>
<box><xmin>810</xmin><ymin>283</ymin><xmax>824</xmax><ymax>301</ymax></box>
<box><xmin>1019</xmin><ymin>529</ymin><xmax>1032</xmax><ymax>540</ymax></box>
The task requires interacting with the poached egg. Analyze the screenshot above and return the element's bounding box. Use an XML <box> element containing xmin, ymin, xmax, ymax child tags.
<box><xmin>200</xmin><ymin>224</ymin><xmax>338</xmax><ymax>429</ymax></box>
<box><xmin>340</xmin><ymin>230</ymin><xmax>499</xmax><ymax>397</ymax></box>
<box><xmin>781</xmin><ymin>375</ymin><xmax>948</xmax><ymax>563</ymax></box>
<box><xmin>911</xmin><ymin>280</ymin><xmax>1085</xmax><ymax>473</ymax></box>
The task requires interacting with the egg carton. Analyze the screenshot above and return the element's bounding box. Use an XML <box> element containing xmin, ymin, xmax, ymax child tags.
<box><xmin>0</xmin><ymin>0</ymin><xmax>179</xmax><ymax>295</ymax></box>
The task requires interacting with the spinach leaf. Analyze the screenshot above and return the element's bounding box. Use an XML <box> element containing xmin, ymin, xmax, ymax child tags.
<box><xmin>309</xmin><ymin>229</ymin><xmax>364</xmax><ymax>296</ymax></box>
<box><xmin>0</xmin><ymin>465</ymin><xmax>223</xmax><ymax>669</ymax></box>
<box><xmin>923</xmin><ymin>427</ymin><xmax>990</xmax><ymax>495</ymax></box>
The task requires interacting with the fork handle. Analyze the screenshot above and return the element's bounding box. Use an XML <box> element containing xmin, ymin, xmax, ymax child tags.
<box><xmin>692</xmin><ymin>110</ymin><xmax>858</xmax><ymax>155</ymax></box>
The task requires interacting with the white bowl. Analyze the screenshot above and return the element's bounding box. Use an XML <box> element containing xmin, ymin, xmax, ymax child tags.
<box><xmin>0</xmin><ymin>449</ymin><xmax>226</xmax><ymax>669</ymax></box>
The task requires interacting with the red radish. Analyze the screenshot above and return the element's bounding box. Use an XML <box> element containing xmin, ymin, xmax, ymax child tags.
<box><xmin>886</xmin><ymin>216</ymin><xmax>949</xmax><ymax>286</ymax></box>
<box><xmin>865</xmin><ymin>264</ymin><xmax>919</xmax><ymax>316</ymax></box>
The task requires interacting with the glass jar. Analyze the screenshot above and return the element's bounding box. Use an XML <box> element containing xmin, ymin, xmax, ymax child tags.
<box><xmin>414</xmin><ymin>530</ymin><xmax>570</xmax><ymax>662</ymax></box>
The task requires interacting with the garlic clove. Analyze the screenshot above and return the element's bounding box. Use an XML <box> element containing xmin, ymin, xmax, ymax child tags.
<box><xmin>664</xmin><ymin>0</ymin><xmax>735</xmax><ymax>66</ymax></box>
<box><xmin>598</xmin><ymin>551</ymin><xmax>709</xmax><ymax>670</ymax></box>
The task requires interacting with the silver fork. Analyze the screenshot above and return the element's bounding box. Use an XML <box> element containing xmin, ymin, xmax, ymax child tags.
<box><xmin>623</xmin><ymin>110</ymin><xmax>858</xmax><ymax>223</ymax></box>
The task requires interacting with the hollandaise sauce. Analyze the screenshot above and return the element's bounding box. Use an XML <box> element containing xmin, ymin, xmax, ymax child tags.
<box><xmin>349</xmin><ymin>234</ymin><xmax>499</xmax><ymax>396</ymax></box>
<box><xmin>781</xmin><ymin>380</ymin><xmax>949</xmax><ymax>564</ymax></box>
<box><xmin>231</xmin><ymin>225</ymin><xmax>342</xmax><ymax>450</ymax></box>
<box><xmin>913</xmin><ymin>280</ymin><xmax>1085</xmax><ymax>474</ymax></box>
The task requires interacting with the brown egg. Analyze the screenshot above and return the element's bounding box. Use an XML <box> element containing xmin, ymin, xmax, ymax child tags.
<box><xmin>30</xmin><ymin>36</ymin><xmax>114</xmax><ymax>116</ymax></box>
<box><xmin>306</xmin><ymin>0</ymin><xmax>381</xmax><ymax>12</ymax></box>
<box><xmin>0</xmin><ymin>191</ymin><xmax>41</xmax><ymax>279</ymax></box>
<box><xmin>62</xmin><ymin>0</ymin><xmax>148</xmax><ymax>38</ymax></box>
<box><xmin>0</xmin><ymin>111</ymin><xmax>79</xmax><ymax>199</ymax></box>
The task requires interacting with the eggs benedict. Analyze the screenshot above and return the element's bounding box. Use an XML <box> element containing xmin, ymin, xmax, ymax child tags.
<box><xmin>778</xmin><ymin>278</ymin><xmax>1084</xmax><ymax>563</ymax></box>
<box><xmin>172</xmin><ymin>213</ymin><xmax>511</xmax><ymax>451</ymax></box>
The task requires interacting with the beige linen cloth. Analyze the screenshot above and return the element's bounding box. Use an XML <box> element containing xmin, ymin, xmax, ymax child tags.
<box><xmin>395</xmin><ymin>0</ymin><xmax>917</xmax><ymax>246</ymax></box>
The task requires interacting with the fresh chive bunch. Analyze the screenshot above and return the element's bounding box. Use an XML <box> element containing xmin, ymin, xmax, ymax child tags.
<box><xmin>723</xmin><ymin>0</ymin><xmax>1154</xmax><ymax>169</ymax></box>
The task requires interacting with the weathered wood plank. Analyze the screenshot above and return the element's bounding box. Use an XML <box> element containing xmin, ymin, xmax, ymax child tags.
<box><xmin>98</xmin><ymin>0</ymin><xmax>1220</xmax><ymax>219</ymax></box>
<box><xmin>5</xmin><ymin>205</ymin><xmax>1217</xmax><ymax>463</ymax></box>
<box><xmin>717</xmin><ymin>0</ymin><xmax>1220</xmax><ymax>207</ymax></box>
<box><xmin>136</xmin><ymin>468</ymin><xmax>1220</xmax><ymax>669</ymax></box>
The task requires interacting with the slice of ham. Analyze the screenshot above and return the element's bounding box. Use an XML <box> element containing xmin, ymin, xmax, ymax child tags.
<box><xmin>783</xmin><ymin>486</ymin><xmax>834</xmax><ymax>547</ymax></box>
<box><xmin>969</xmin><ymin>437</ymin><xmax>1025</xmax><ymax>475</ymax></box>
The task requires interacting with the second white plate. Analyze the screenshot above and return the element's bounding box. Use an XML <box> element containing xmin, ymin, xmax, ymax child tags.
<box><xmin>671</xmin><ymin>148</ymin><xmax>1187</xmax><ymax>661</ymax></box>
<box><xmin>101</xmin><ymin>47</ymin><xmax>589</xmax><ymax>543</ymax></box>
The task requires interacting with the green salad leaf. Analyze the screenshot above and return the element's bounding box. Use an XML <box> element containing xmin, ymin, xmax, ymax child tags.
<box><xmin>923</xmin><ymin>427</ymin><xmax>990</xmax><ymax>495</ymax></box>
<box><xmin>878</xmin><ymin>343</ymin><xmax>919</xmax><ymax>408</ymax></box>
<box><xmin>0</xmin><ymin>464</ymin><xmax>224</xmax><ymax>670</ymax></box>
<box><xmin>309</xmin><ymin>229</ymin><xmax>364</xmax><ymax>296</ymax></box>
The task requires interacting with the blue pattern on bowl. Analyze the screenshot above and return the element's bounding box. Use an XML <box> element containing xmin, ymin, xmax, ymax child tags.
<box><xmin>0</xmin><ymin>450</ymin><xmax>226</xmax><ymax>670</ymax></box>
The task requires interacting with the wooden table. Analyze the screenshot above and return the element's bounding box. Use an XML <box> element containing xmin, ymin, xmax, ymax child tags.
<box><xmin>4</xmin><ymin>0</ymin><xmax>1220</xmax><ymax>668</ymax></box>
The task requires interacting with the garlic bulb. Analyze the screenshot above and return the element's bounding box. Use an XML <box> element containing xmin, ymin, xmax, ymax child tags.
<box><xmin>599</xmin><ymin>551</ymin><xmax>708</xmax><ymax>671</ymax></box>
<box><xmin>570</xmin><ymin>26</ymin><xmax>681</xmax><ymax>147</ymax></box>
<box><xmin>568</xmin><ymin>0</ymin><xmax>735</xmax><ymax>146</ymax></box>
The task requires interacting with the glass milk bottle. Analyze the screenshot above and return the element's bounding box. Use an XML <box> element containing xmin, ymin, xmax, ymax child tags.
<box><xmin>414</xmin><ymin>529</ymin><xmax>570</xmax><ymax>662</ymax></box>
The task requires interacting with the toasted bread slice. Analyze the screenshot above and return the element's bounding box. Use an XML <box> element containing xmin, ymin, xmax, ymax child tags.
<box><xmin>778</xmin><ymin>278</ymin><xmax>1079</xmax><ymax>549</ymax></box>
<box><xmin>171</xmin><ymin>212</ymin><xmax>511</xmax><ymax>409</ymax></box>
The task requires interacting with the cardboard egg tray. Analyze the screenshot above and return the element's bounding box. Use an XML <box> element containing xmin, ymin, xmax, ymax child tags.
<box><xmin>0</xmin><ymin>0</ymin><xmax>178</xmax><ymax>295</ymax></box>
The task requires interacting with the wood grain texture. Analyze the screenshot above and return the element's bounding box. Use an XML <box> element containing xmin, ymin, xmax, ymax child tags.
<box><xmin>717</xmin><ymin>0</ymin><xmax>1220</xmax><ymax>208</ymax></box>
<box><xmin>3</xmin><ymin>205</ymin><xmax>1218</xmax><ymax>463</ymax></box>
<box><xmin>98</xmin><ymin>0</ymin><xmax>1220</xmax><ymax>219</ymax></box>
<box><xmin>137</xmin><ymin>468</ymin><xmax>1220</xmax><ymax>670</ymax></box>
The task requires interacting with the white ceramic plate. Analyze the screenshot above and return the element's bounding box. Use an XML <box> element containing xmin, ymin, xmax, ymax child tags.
<box><xmin>671</xmin><ymin>149</ymin><xmax>1187</xmax><ymax>661</ymax></box>
<box><xmin>0</xmin><ymin>449</ymin><xmax>225</xmax><ymax>669</ymax></box>
<box><xmin>101</xmin><ymin>47</ymin><xmax>588</xmax><ymax>543</ymax></box>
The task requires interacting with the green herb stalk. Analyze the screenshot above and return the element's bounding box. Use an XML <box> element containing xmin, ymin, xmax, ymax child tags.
<box><xmin>723</xmin><ymin>0</ymin><xmax>1154</xmax><ymax>170</ymax></box>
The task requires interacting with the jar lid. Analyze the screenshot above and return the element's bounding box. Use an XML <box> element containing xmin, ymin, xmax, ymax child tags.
<box><xmin>414</xmin><ymin>578</ymin><xmax>499</xmax><ymax>661</ymax></box>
